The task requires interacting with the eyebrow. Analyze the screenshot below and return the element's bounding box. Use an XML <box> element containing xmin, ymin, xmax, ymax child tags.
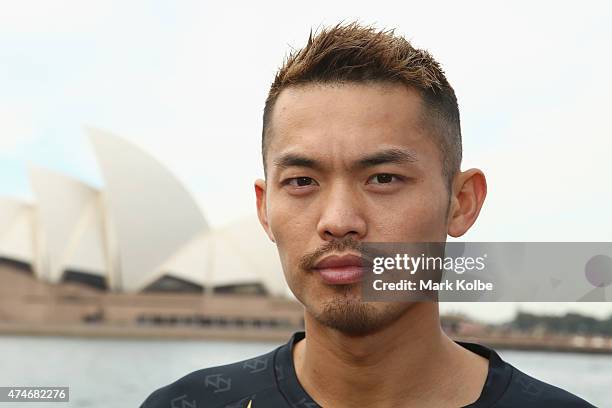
<box><xmin>355</xmin><ymin>148</ymin><xmax>418</xmax><ymax>169</ymax></box>
<box><xmin>273</xmin><ymin>148</ymin><xmax>418</xmax><ymax>172</ymax></box>
<box><xmin>273</xmin><ymin>153</ymin><xmax>322</xmax><ymax>171</ymax></box>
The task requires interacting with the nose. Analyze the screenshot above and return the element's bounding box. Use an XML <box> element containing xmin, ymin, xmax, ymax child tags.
<box><xmin>316</xmin><ymin>183</ymin><xmax>367</xmax><ymax>241</ymax></box>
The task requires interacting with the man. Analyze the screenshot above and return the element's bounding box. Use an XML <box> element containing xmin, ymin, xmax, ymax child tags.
<box><xmin>141</xmin><ymin>23</ymin><xmax>595</xmax><ymax>407</ymax></box>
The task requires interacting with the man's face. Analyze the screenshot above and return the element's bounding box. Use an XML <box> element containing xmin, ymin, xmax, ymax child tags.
<box><xmin>256</xmin><ymin>83</ymin><xmax>451</xmax><ymax>335</ymax></box>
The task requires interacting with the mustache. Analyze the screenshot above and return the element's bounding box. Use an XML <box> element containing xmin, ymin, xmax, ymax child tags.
<box><xmin>298</xmin><ymin>236</ymin><xmax>365</xmax><ymax>270</ymax></box>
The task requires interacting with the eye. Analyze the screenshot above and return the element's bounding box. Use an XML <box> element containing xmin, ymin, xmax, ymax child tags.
<box><xmin>367</xmin><ymin>173</ymin><xmax>400</xmax><ymax>184</ymax></box>
<box><xmin>285</xmin><ymin>176</ymin><xmax>318</xmax><ymax>187</ymax></box>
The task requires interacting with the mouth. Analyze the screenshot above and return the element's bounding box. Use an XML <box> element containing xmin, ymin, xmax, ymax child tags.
<box><xmin>312</xmin><ymin>253</ymin><xmax>365</xmax><ymax>285</ymax></box>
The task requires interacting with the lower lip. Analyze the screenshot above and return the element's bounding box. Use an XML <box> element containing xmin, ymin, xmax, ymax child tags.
<box><xmin>315</xmin><ymin>266</ymin><xmax>364</xmax><ymax>285</ymax></box>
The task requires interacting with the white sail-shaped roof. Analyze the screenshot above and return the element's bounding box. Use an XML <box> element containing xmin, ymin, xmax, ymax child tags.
<box><xmin>154</xmin><ymin>228</ymin><xmax>261</xmax><ymax>289</ymax></box>
<box><xmin>214</xmin><ymin>215</ymin><xmax>287</xmax><ymax>296</ymax></box>
<box><xmin>0</xmin><ymin>197</ymin><xmax>37</xmax><ymax>268</ymax></box>
<box><xmin>155</xmin><ymin>214</ymin><xmax>287</xmax><ymax>296</ymax></box>
<box><xmin>88</xmin><ymin>128</ymin><xmax>209</xmax><ymax>291</ymax></box>
<box><xmin>28</xmin><ymin>167</ymin><xmax>108</xmax><ymax>283</ymax></box>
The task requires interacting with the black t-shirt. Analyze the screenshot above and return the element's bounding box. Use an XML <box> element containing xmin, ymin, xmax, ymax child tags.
<box><xmin>140</xmin><ymin>331</ymin><xmax>596</xmax><ymax>407</ymax></box>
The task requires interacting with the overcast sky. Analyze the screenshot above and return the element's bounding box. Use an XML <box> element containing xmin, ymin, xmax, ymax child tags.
<box><xmin>1</xmin><ymin>0</ymin><xmax>611</xmax><ymax>322</ymax></box>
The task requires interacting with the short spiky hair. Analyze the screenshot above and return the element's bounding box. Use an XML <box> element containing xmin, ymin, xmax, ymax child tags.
<box><xmin>262</xmin><ymin>22</ymin><xmax>462</xmax><ymax>188</ymax></box>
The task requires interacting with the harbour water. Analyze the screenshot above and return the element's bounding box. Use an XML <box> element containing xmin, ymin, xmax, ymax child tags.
<box><xmin>0</xmin><ymin>335</ymin><xmax>610</xmax><ymax>407</ymax></box>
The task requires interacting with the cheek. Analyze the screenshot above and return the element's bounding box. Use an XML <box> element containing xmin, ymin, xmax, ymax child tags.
<box><xmin>370</xmin><ymin>186</ymin><xmax>448</xmax><ymax>241</ymax></box>
<box><xmin>267</xmin><ymin>188</ymin><xmax>322</xmax><ymax>239</ymax></box>
<box><xmin>268</xmin><ymin>209</ymin><xmax>314</xmax><ymax>302</ymax></box>
<box><xmin>412</xmin><ymin>193</ymin><xmax>449</xmax><ymax>239</ymax></box>
<box><xmin>267</xmin><ymin>198</ymin><xmax>313</xmax><ymax>269</ymax></box>
<box><xmin>268</xmin><ymin>206</ymin><xmax>309</xmax><ymax>245</ymax></box>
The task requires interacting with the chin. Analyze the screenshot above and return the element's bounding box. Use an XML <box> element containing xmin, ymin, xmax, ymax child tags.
<box><xmin>310</xmin><ymin>292</ymin><xmax>410</xmax><ymax>336</ymax></box>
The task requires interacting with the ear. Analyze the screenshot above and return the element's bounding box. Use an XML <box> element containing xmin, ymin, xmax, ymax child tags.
<box><xmin>447</xmin><ymin>168</ymin><xmax>487</xmax><ymax>237</ymax></box>
<box><xmin>255</xmin><ymin>178</ymin><xmax>276</xmax><ymax>243</ymax></box>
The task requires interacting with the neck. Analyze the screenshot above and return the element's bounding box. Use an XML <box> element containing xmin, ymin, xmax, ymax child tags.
<box><xmin>293</xmin><ymin>303</ymin><xmax>488</xmax><ymax>408</ymax></box>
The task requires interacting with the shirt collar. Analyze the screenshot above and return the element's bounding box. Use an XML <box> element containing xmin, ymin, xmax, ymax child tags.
<box><xmin>274</xmin><ymin>331</ymin><xmax>512</xmax><ymax>408</ymax></box>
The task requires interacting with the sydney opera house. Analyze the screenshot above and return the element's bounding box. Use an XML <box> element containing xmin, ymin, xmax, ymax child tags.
<box><xmin>0</xmin><ymin>129</ymin><xmax>303</xmax><ymax>340</ymax></box>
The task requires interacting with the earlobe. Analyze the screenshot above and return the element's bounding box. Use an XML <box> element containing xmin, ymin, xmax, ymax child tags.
<box><xmin>447</xmin><ymin>169</ymin><xmax>487</xmax><ymax>238</ymax></box>
<box><xmin>254</xmin><ymin>179</ymin><xmax>276</xmax><ymax>243</ymax></box>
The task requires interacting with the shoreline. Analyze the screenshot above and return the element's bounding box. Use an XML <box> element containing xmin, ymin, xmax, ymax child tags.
<box><xmin>2</xmin><ymin>322</ymin><xmax>612</xmax><ymax>354</ymax></box>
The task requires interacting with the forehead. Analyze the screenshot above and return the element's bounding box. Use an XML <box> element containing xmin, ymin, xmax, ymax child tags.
<box><xmin>266</xmin><ymin>83</ymin><xmax>436</xmax><ymax>163</ymax></box>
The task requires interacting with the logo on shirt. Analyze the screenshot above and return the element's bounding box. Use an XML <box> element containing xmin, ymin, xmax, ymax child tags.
<box><xmin>170</xmin><ymin>394</ymin><xmax>197</xmax><ymax>408</ymax></box>
<box><xmin>204</xmin><ymin>373</ymin><xmax>232</xmax><ymax>393</ymax></box>
<box><xmin>243</xmin><ymin>357</ymin><xmax>269</xmax><ymax>373</ymax></box>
